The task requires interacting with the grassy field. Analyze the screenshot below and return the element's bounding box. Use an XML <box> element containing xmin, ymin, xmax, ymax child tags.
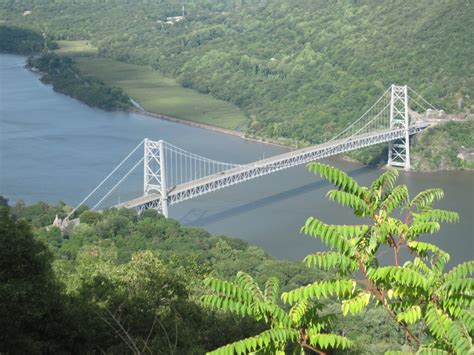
<box><xmin>55</xmin><ymin>40</ymin><xmax>98</xmax><ymax>56</ymax></box>
<box><xmin>74</xmin><ymin>57</ymin><xmax>248</xmax><ymax>130</ymax></box>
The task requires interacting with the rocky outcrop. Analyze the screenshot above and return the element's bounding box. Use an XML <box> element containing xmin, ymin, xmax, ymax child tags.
<box><xmin>52</xmin><ymin>215</ymin><xmax>79</xmax><ymax>234</ymax></box>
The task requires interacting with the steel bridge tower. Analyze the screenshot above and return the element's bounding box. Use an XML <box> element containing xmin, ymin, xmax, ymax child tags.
<box><xmin>387</xmin><ymin>85</ymin><xmax>411</xmax><ymax>170</ymax></box>
<box><xmin>64</xmin><ymin>84</ymin><xmax>436</xmax><ymax>222</ymax></box>
<box><xmin>144</xmin><ymin>139</ymin><xmax>168</xmax><ymax>217</ymax></box>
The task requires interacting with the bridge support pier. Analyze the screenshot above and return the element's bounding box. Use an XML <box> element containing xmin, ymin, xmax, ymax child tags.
<box><xmin>144</xmin><ymin>139</ymin><xmax>168</xmax><ymax>217</ymax></box>
<box><xmin>387</xmin><ymin>85</ymin><xmax>411</xmax><ymax>171</ymax></box>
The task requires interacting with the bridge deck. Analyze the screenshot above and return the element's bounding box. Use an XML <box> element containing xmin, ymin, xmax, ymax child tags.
<box><xmin>115</xmin><ymin>193</ymin><xmax>161</xmax><ymax>209</ymax></box>
<box><xmin>116</xmin><ymin>123</ymin><xmax>428</xmax><ymax>211</ymax></box>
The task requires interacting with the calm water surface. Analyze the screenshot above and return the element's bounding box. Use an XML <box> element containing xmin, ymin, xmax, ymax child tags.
<box><xmin>1</xmin><ymin>54</ymin><xmax>472</xmax><ymax>265</ymax></box>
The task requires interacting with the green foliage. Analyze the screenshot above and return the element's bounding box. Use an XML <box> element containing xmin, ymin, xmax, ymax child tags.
<box><xmin>295</xmin><ymin>163</ymin><xmax>472</xmax><ymax>354</ymax></box>
<box><xmin>415</xmin><ymin>349</ymin><xmax>450</xmax><ymax>355</ymax></box>
<box><xmin>303</xmin><ymin>252</ymin><xmax>358</xmax><ymax>275</ymax></box>
<box><xmin>444</xmin><ymin>260</ymin><xmax>474</xmax><ymax>282</ymax></box>
<box><xmin>0</xmin><ymin>207</ymin><xmax>70</xmax><ymax>353</ymax></box>
<box><xmin>301</xmin><ymin>217</ymin><xmax>358</xmax><ymax>254</ymax></box>
<box><xmin>1</xmin><ymin>1</ymin><xmax>472</xmax><ymax>167</ymax></box>
<box><xmin>27</xmin><ymin>53</ymin><xmax>132</xmax><ymax>111</ymax></box>
<box><xmin>326</xmin><ymin>190</ymin><xmax>371</xmax><ymax>215</ymax></box>
<box><xmin>0</xmin><ymin>196</ymin><xmax>8</xmax><ymax>207</ymax></box>
<box><xmin>79</xmin><ymin>209</ymin><xmax>103</xmax><ymax>225</ymax></box>
<box><xmin>0</xmin><ymin>25</ymin><xmax>45</xmax><ymax>54</ymax></box>
<box><xmin>11</xmin><ymin>199</ymin><xmax>70</xmax><ymax>228</ymax></box>
<box><xmin>307</xmin><ymin>163</ymin><xmax>365</xmax><ymax>197</ymax></box>
<box><xmin>333</xmin><ymin>306</ymin><xmax>403</xmax><ymax>354</ymax></box>
<box><xmin>7</xmin><ymin>202</ymin><xmax>335</xmax><ymax>353</ymax></box>
<box><xmin>371</xmin><ymin>168</ymin><xmax>399</xmax><ymax>193</ymax></box>
<box><xmin>202</xmin><ymin>272</ymin><xmax>352</xmax><ymax>354</ymax></box>
<box><xmin>367</xmin><ymin>266</ymin><xmax>429</xmax><ymax>291</ymax></box>
<box><xmin>208</xmin><ymin>328</ymin><xmax>298</xmax><ymax>355</ymax></box>
<box><xmin>67</xmin><ymin>248</ymin><xmax>203</xmax><ymax>353</ymax></box>
<box><xmin>341</xmin><ymin>292</ymin><xmax>371</xmax><ymax>316</ymax></box>
<box><xmin>395</xmin><ymin>305</ymin><xmax>422</xmax><ymax>325</ymax></box>
<box><xmin>282</xmin><ymin>279</ymin><xmax>355</xmax><ymax>304</ymax></box>
<box><xmin>410</xmin><ymin>188</ymin><xmax>444</xmax><ymax>210</ymax></box>
<box><xmin>411</xmin><ymin>121</ymin><xmax>474</xmax><ymax>171</ymax></box>
<box><xmin>203</xmin><ymin>163</ymin><xmax>472</xmax><ymax>353</ymax></box>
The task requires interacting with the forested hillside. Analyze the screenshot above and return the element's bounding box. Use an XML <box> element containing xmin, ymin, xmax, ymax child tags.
<box><xmin>1</xmin><ymin>0</ymin><xmax>473</xmax><ymax>168</ymax></box>
<box><xmin>26</xmin><ymin>53</ymin><xmax>132</xmax><ymax>111</ymax></box>
<box><xmin>411</xmin><ymin>120</ymin><xmax>474</xmax><ymax>171</ymax></box>
<box><xmin>0</xmin><ymin>25</ymin><xmax>48</xmax><ymax>54</ymax></box>
<box><xmin>0</xmin><ymin>198</ymin><xmax>403</xmax><ymax>353</ymax></box>
<box><xmin>2</xmin><ymin>165</ymin><xmax>472</xmax><ymax>353</ymax></box>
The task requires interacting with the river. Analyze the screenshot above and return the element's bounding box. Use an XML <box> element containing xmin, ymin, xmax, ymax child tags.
<box><xmin>1</xmin><ymin>54</ymin><xmax>472</xmax><ymax>265</ymax></box>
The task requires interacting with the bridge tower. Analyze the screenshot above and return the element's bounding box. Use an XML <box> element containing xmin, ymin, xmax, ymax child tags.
<box><xmin>144</xmin><ymin>139</ymin><xmax>168</xmax><ymax>217</ymax></box>
<box><xmin>387</xmin><ymin>85</ymin><xmax>411</xmax><ymax>170</ymax></box>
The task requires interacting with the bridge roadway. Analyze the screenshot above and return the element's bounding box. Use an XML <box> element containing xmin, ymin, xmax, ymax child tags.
<box><xmin>116</xmin><ymin>123</ymin><xmax>429</xmax><ymax>212</ymax></box>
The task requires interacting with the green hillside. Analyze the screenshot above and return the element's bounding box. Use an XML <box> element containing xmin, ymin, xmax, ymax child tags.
<box><xmin>1</xmin><ymin>199</ymin><xmax>403</xmax><ymax>353</ymax></box>
<box><xmin>0</xmin><ymin>25</ymin><xmax>45</xmax><ymax>54</ymax></box>
<box><xmin>1</xmin><ymin>0</ymin><xmax>473</xmax><ymax>167</ymax></box>
<box><xmin>75</xmin><ymin>56</ymin><xmax>249</xmax><ymax>130</ymax></box>
<box><xmin>2</xmin><ymin>167</ymin><xmax>471</xmax><ymax>353</ymax></box>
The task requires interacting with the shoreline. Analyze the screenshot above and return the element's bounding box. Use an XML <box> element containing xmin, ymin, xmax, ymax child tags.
<box><xmin>129</xmin><ymin>106</ymin><xmax>291</xmax><ymax>149</ymax></box>
<box><xmin>22</xmin><ymin>57</ymin><xmax>473</xmax><ymax>173</ymax></box>
<box><xmin>25</xmin><ymin>57</ymin><xmax>288</xmax><ymax>149</ymax></box>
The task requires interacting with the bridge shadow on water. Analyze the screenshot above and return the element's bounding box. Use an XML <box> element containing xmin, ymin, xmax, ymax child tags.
<box><xmin>181</xmin><ymin>165</ymin><xmax>372</xmax><ymax>227</ymax></box>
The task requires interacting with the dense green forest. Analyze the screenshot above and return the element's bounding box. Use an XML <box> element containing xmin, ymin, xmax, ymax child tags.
<box><xmin>0</xmin><ymin>25</ymin><xmax>52</xmax><ymax>54</ymax></box>
<box><xmin>2</xmin><ymin>3</ymin><xmax>473</xmax><ymax>351</ymax></box>
<box><xmin>27</xmin><ymin>53</ymin><xmax>132</xmax><ymax>111</ymax></box>
<box><xmin>1</xmin><ymin>197</ymin><xmax>405</xmax><ymax>354</ymax></box>
<box><xmin>2</xmin><ymin>0</ymin><xmax>473</xmax><ymax>170</ymax></box>
<box><xmin>411</xmin><ymin>120</ymin><xmax>474</xmax><ymax>171</ymax></box>
<box><xmin>2</xmin><ymin>164</ymin><xmax>472</xmax><ymax>353</ymax></box>
<box><xmin>2</xmin><ymin>1</ymin><xmax>472</xmax><ymax>140</ymax></box>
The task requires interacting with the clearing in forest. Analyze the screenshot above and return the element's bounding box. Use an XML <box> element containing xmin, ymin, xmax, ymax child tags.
<box><xmin>75</xmin><ymin>56</ymin><xmax>249</xmax><ymax>130</ymax></box>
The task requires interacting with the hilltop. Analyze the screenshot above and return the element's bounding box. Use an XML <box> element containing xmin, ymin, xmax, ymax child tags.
<box><xmin>1</xmin><ymin>0</ymin><xmax>473</xmax><ymax>169</ymax></box>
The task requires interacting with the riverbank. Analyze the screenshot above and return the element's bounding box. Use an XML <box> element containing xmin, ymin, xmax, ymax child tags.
<box><xmin>74</xmin><ymin>56</ymin><xmax>249</xmax><ymax>131</ymax></box>
<box><xmin>70</xmin><ymin>56</ymin><xmax>474</xmax><ymax>171</ymax></box>
<box><xmin>3</xmin><ymin>52</ymin><xmax>473</xmax><ymax>265</ymax></box>
<box><xmin>411</xmin><ymin>120</ymin><xmax>474</xmax><ymax>171</ymax></box>
<box><xmin>26</xmin><ymin>53</ymin><xmax>132</xmax><ymax>111</ymax></box>
<box><xmin>70</xmin><ymin>55</ymin><xmax>291</xmax><ymax>148</ymax></box>
<box><xmin>25</xmin><ymin>52</ymin><xmax>289</xmax><ymax>148</ymax></box>
<box><xmin>130</xmin><ymin>105</ymin><xmax>290</xmax><ymax>148</ymax></box>
<box><xmin>29</xmin><ymin>50</ymin><xmax>474</xmax><ymax>171</ymax></box>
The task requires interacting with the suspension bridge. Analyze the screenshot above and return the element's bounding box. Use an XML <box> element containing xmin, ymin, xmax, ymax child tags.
<box><xmin>66</xmin><ymin>85</ymin><xmax>437</xmax><ymax>219</ymax></box>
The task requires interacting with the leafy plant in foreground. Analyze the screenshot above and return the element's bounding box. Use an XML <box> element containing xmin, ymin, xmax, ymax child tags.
<box><xmin>202</xmin><ymin>271</ymin><xmax>351</xmax><ymax>354</ymax></box>
<box><xmin>283</xmin><ymin>163</ymin><xmax>473</xmax><ymax>354</ymax></box>
<box><xmin>204</xmin><ymin>164</ymin><xmax>473</xmax><ymax>354</ymax></box>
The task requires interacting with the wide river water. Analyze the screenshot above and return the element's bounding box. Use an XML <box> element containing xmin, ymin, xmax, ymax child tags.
<box><xmin>1</xmin><ymin>54</ymin><xmax>472</xmax><ymax>265</ymax></box>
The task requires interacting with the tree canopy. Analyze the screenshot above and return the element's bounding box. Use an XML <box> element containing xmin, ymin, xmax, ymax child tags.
<box><xmin>0</xmin><ymin>25</ymin><xmax>45</xmax><ymax>54</ymax></box>
<box><xmin>2</xmin><ymin>1</ymin><xmax>472</xmax><ymax>168</ymax></box>
<box><xmin>1</xmin><ymin>157</ymin><xmax>472</xmax><ymax>353</ymax></box>
<box><xmin>1</xmin><ymin>1</ymin><xmax>472</xmax><ymax>148</ymax></box>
